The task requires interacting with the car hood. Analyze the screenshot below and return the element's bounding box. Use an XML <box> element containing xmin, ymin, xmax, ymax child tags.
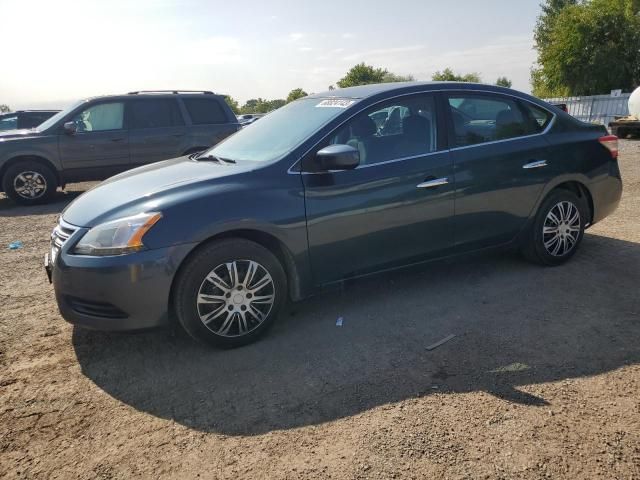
<box><xmin>0</xmin><ymin>129</ymin><xmax>41</xmax><ymax>141</ymax></box>
<box><xmin>62</xmin><ymin>156</ymin><xmax>255</xmax><ymax>227</ymax></box>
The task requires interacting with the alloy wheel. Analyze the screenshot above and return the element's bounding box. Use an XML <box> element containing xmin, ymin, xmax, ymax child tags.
<box><xmin>543</xmin><ymin>201</ymin><xmax>581</xmax><ymax>257</ymax></box>
<box><xmin>196</xmin><ymin>260</ymin><xmax>275</xmax><ymax>337</ymax></box>
<box><xmin>13</xmin><ymin>171</ymin><xmax>47</xmax><ymax>199</ymax></box>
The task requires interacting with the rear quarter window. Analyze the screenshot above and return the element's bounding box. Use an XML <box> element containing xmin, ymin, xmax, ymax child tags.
<box><xmin>182</xmin><ymin>98</ymin><xmax>229</xmax><ymax>125</ymax></box>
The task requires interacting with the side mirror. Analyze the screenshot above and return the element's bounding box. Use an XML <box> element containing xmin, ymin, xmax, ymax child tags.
<box><xmin>63</xmin><ymin>121</ymin><xmax>77</xmax><ymax>135</ymax></box>
<box><xmin>315</xmin><ymin>144</ymin><xmax>360</xmax><ymax>171</ymax></box>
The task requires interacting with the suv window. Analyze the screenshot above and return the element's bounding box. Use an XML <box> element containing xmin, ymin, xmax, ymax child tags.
<box><xmin>182</xmin><ymin>98</ymin><xmax>227</xmax><ymax>125</ymax></box>
<box><xmin>130</xmin><ymin>99</ymin><xmax>184</xmax><ymax>129</ymax></box>
<box><xmin>448</xmin><ymin>94</ymin><xmax>540</xmax><ymax>147</ymax></box>
<box><xmin>72</xmin><ymin>102</ymin><xmax>124</xmax><ymax>132</ymax></box>
<box><xmin>19</xmin><ymin>113</ymin><xmax>51</xmax><ymax>129</ymax></box>
<box><xmin>0</xmin><ymin>115</ymin><xmax>18</xmax><ymax>131</ymax></box>
<box><xmin>329</xmin><ymin>94</ymin><xmax>438</xmax><ymax>165</ymax></box>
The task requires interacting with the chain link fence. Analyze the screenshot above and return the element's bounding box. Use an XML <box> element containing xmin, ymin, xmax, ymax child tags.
<box><xmin>543</xmin><ymin>93</ymin><xmax>630</xmax><ymax>126</ymax></box>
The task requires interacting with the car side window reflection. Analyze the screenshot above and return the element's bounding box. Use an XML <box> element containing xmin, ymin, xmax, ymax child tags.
<box><xmin>448</xmin><ymin>95</ymin><xmax>542</xmax><ymax>147</ymax></box>
<box><xmin>330</xmin><ymin>95</ymin><xmax>438</xmax><ymax>166</ymax></box>
<box><xmin>71</xmin><ymin>102</ymin><xmax>125</xmax><ymax>133</ymax></box>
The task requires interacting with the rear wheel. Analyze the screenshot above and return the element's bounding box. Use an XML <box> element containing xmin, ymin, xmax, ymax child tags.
<box><xmin>174</xmin><ymin>239</ymin><xmax>287</xmax><ymax>348</ymax></box>
<box><xmin>521</xmin><ymin>189</ymin><xmax>588</xmax><ymax>266</ymax></box>
<box><xmin>2</xmin><ymin>160</ymin><xmax>57</xmax><ymax>205</ymax></box>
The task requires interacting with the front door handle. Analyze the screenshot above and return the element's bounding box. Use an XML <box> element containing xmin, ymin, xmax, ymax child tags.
<box><xmin>417</xmin><ymin>177</ymin><xmax>449</xmax><ymax>189</ymax></box>
<box><xmin>523</xmin><ymin>160</ymin><xmax>548</xmax><ymax>169</ymax></box>
<box><xmin>111</xmin><ymin>137</ymin><xmax>126</xmax><ymax>142</ymax></box>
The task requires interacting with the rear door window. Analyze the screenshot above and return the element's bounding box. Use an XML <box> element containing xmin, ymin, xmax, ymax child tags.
<box><xmin>447</xmin><ymin>94</ymin><xmax>541</xmax><ymax>147</ymax></box>
<box><xmin>520</xmin><ymin>101</ymin><xmax>553</xmax><ymax>131</ymax></box>
<box><xmin>182</xmin><ymin>98</ymin><xmax>228</xmax><ymax>125</ymax></box>
<box><xmin>130</xmin><ymin>99</ymin><xmax>184</xmax><ymax>129</ymax></box>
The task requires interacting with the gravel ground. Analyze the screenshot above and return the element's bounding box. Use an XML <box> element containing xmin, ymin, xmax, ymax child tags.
<box><xmin>0</xmin><ymin>142</ymin><xmax>639</xmax><ymax>479</ymax></box>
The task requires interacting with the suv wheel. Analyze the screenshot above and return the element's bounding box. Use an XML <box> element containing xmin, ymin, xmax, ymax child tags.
<box><xmin>2</xmin><ymin>160</ymin><xmax>57</xmax><ymax>205</ymax></box>
<box><xmin>174</xmin><ymin>239</ymin><xmax>287</xmax><ymax>348</ymax></box>
<box><xmin>522</xmin><ymin>189</ymin><xmax>588</xmax><ymax>266</ymax></box>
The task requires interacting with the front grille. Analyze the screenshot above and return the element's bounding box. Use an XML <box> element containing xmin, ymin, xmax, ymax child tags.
<box><xmin>50</xmin><ymin>218</ymin><xmax>79</xmax><ymax>263</ymax></box>
<box><xmin>66</xmin><ymin>297</ymin><xmax>128</xmax><ymax>319</ymax></box>
<box><xmin>51</xmin><ymin>218</ymin><xmax>78</xmax><ymax>248</ymax></box>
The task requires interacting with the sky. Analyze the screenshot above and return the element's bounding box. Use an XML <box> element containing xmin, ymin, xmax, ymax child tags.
<box><xmin>0</xmin><ymin>0</ymin><xmax>543</xmax><ymax>110</ymax></box>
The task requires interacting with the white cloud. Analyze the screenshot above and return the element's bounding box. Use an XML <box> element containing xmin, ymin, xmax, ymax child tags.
<box><xmin>341</xmin><ymin>33</ymin><xmax>356</xmax><ymax>39</ymax></box>
<box><xmin>342</xmin><ymin>45</ymin><xmax>426</xmax><ymax>62</ymax></box>
<box><xmin>288</xmin><ymin>32</ymin><xmax>304</xmax><ymax>41</ymax></box>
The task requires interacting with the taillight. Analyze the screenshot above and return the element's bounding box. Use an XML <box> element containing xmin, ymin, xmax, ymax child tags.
<box><xmin>599</xmin><ymin>135</ymin><xmax>618</xmax><ymax>159</ymax></box>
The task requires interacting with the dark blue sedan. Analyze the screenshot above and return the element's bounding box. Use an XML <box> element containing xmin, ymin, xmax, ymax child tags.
<box><xmin>47</xmin><ymin>82</ymin><xmax>622</xmax><ymax>347</ymax></box>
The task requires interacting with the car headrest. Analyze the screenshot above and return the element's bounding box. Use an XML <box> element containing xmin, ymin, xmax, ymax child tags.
<box><xmin>351</xmin><ymin>115</ymin><xmax>377</xmax><ymax>137</ymax></box>
<box><xmin>496</xmin><ymin>109</ymin><xmax>517</xmax><ymax>127</ymax></box>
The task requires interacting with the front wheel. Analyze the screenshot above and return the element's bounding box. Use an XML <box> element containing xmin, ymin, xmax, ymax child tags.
<box><xmin>2</xmin><ymin>160</ymin><xmax>58</xmax><ymax>205</ymax></box>
<box><xmin>521</xmin><ymin>189</ymin><xmax>588</xmax><ymax>266</ymax></box>
<box><xmin>174</xmin><ymin>239</ymin><xmax>287</xmax><ymax>348</ymax></box>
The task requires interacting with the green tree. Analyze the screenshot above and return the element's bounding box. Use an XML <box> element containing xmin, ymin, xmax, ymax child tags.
<box><xmin>336</xmin><ymin>63</ymin><xmax>416</xmax><ymax>88</ymax></box>
<box><xmin>223</xmin><ymin>95</ymin><xmax>240</xmax><ymax>114</ymax></box>
<box><xmin>337</xmin><ymin>63</ymin><xmax>388</xmax><ymax>88</ymax></box>
<box><xmin>240</xmin><ymin>98</ymin><xmax>286</xmax><ymax>114</ymax></box>
<box><xmin>382</xmin><ymin>72</ymin><xmax>415</xmax><ymax>83</ymax></box>
<box><xmin>432</xmin><ymin>68</ymin><xmax>481</xmax><ymax>83</ymax></box>
<box><xmin>532</xmin><ymin>0</ymin><xmax>640</xmax><ymax>96</ymax></box>
<box><xmin>534</xmin><ymin>0</ymin><xmax>579</xmax><ymax>52</ymax></box>
<box><xmin>495</xmin><ymin>77</ymin><xmax>513</xmax><ymax>88</ymax></box>
<box><xmin>0</xmin><ymin>104</ymin><xmax>10</xmax><ymax>113</ymax></box>
<box><xmin>286</xmin><ymin>88</ymin><xmax>308</xmax><ymax>103</ymax></box>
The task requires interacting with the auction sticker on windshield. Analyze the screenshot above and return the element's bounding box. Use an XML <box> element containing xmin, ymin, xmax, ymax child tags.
<box><xmin>316</xmin><ymin>99</ymin><xmax>356</xmax><ymax>108</ymax></box>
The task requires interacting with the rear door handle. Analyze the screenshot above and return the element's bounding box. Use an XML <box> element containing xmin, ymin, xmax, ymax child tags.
<box><xmin>111</xmin><ymin>137</ymin><xmax>126</xmax><ymax>142</ymax></box>
<box><xmin>523</xmin><ymin>160</ymin><xmax>548</xmax><ymax>169</ymax></box>
<box><xmin>417</xmin><ymin>177</ymin><xmax>449</xmax><ymax>189</ymax></box>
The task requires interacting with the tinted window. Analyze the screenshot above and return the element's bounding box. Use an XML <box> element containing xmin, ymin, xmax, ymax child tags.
<box><xmin>183</xmin><ymin>98</ymin><xmax>227</xmax><ymax>125</ymax></box>
<box><xmin>330</xmin><ymin>94</ymin><xmax>438</xmax><ymax>165</ymax></box>
<box><xmin>130</xmin><ymin>99</ymin><xmax>184</xmax><ymax>129</ymax></box>
<box><xmin>521</xmin><ymin>101</ymin><xmax>553</xmax><ymax>131</ymax></box>
<box><xmin>19</xmin><ymin>113</ymin><xmax>52</xmax><ymax>129</ymax></box>
<box><xmin>72</xmin><ymin>102</ymin><xmax>124</xmax><ymax>132</ymax></box>
<box><xmin>0</xmin><ymin>115</ymin><xmax>18</xmax><ymax>131</ymax></box>
<box><xmin>448</xmin><ymin>94</ymin><xmax>539</xmax><ymax>147</ymax></box>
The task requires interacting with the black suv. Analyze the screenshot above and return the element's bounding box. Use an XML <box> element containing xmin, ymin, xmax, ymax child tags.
<box><xmin>0</xmin><ymin>91</ymin><xmax>239</xmax><ymax>204</ymax></box>
<box><xmin>0</xmin><ymin>110</ymin><xmax>60</xmax><ymax>131</ymax></box>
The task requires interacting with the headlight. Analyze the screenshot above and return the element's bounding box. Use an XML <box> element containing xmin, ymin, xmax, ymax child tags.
<box><xmin>74</xmin><ymin>212</ymin><xmax>162</xmax><ymax>256</ymax></box>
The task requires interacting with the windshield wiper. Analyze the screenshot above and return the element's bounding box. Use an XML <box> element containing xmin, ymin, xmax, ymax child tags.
<box><xmin>193</xmin><ymin>153</ymin><xmax>236</xmax><ymax>164</ymax></box>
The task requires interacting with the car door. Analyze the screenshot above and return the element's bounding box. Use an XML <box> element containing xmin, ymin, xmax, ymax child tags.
<box><xmin>58</xmin><ymin>101</ymin><xmax>129</xmax><ymax>177</ymax></box>
<box><xmin>446</xmin><ymin>92</ymin><xmax>555</xmax><ymax>250</ymax></box>
<box><xmin>302</xmin><ymin>93</ymin><xmax>454</xmax><ymax>285</ymax></box>
<box><xmin>128</xmin><ymin>98</ymin><xmax>187</xmax><ymax>166</ymax></box>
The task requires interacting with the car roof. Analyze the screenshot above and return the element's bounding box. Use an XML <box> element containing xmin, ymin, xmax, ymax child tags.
<box><xmin>307</xmin><ymin>81</ymin><xmax>524</xmax><ymax>100</ymax></box>
<box><xmin>80</xmin><ymin>92</ymin><xmax>224</xmax><ymax>103</ymax></box>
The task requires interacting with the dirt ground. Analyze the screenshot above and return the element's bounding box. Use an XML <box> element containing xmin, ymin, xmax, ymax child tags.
<box><xmin>0</xmin><ymin>142</ymin><xmax>639</xmax><ymax>480</ymax></box>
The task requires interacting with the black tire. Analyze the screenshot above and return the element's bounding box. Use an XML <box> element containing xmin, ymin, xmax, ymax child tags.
<box><xmin>521</xmin><ymin>189</ymin><xmax>589</xmax><ymax>266</ymax></box>
<box><xmin>174</xmin><ymin>238</ymin><xmax>287</xmax><ymax>348</ymax></box>
<box><xmin>2</xmin><ymin>160</ymin><xmax>57</xmax><ymax>205</ymax></box>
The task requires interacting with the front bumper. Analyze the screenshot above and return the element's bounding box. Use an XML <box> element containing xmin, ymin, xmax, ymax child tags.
<box><xmin>50</xmin><ymin>239</ymin><xmax>197</xmax><ymax>331</ymax></box>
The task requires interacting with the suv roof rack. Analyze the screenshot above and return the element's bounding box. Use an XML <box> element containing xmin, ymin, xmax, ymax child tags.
<box><xmin>127</xmin><ymin>90</ymin><xmax>214</xmax><ymax>95</ymax></box>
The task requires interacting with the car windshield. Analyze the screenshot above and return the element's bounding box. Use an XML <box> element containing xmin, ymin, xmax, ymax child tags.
<box><xmin>205</xmin><ymin>97</ymin><xmax>357</xmax><ymax>162</ymax></box>
<box><xmin>35</xmin><ymin>101</ymin><xmax>84</xmax><ymax>131</ymax></box>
